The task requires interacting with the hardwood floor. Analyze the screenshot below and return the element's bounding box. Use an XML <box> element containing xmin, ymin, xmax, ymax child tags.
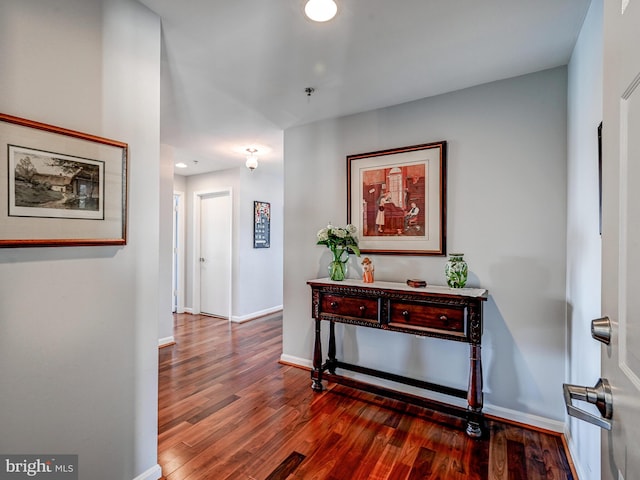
<box><xmin>159</xmin><ymin>313</ymin><xmax>576</xmax><ymax>480</ymax></box>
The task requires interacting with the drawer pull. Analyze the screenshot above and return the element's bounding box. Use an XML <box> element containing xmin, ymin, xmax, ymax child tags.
<box><xmin>330</xmin><ymin>301</ymin><xmax>338</xmax><ymax>308</ymax></box>
<box><xmin>359</xmin><ymin>305</ymin><xmax>366</xmax><ymax>312</ymax></box>
<box><xmin>402</xmin><ymin>310</ymin><xmax>410</xmax><ymax>318</ymax></box>
<box><xmin>439</xmin><ymin>315</ymin><xmax>449</xmax><ymax>324</ymax></box>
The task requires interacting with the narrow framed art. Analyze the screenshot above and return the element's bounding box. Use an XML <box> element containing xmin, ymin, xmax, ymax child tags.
<box><xmin>347</xmin><ymin>141</ymin><xmax>447</xmax><ymax>255</ymax></box>
<box><xmin>253</xmin><ymin>200</ymin><xmax>270</xmax><ymax>248</ymax></box>
<box><xmin>0</xmin><ymin>113</ymin><xmax>128</xmax><ymax>247</ymax></box>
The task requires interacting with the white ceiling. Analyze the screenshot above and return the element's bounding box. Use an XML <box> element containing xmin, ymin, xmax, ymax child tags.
<box><xmin>138</xmin><ymin>0</ymin><xmax>591</xmax><ymax>175</ymax></box>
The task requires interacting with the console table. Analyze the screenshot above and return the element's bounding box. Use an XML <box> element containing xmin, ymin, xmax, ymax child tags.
<box><xmin>308</xmin><ymin>278</ymin><xmax>488</xmax><ymax>437</ymax></box>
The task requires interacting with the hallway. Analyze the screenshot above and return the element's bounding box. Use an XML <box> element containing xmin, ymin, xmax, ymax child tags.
<box><xmin>158</xmin><ymin>313</ymin><xmax>576</xmax><ymax>479</ymax></box>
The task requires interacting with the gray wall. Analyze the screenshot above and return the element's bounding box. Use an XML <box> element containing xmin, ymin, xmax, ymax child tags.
<box><xmin>0</xmin><ymin>1</ymin><xmax>163</xmax><ymax>479</ymax></box>
<box><xmin>566</xmin><ymin>0</ymin><xmax>603</xmax><ymax>477</ymax></box>
<box><xmin>283</xmin><ymin>67</ymin><xmax>569</xmax><ymax>429</ymax></box>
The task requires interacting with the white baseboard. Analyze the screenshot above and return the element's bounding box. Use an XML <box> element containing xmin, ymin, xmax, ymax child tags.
<box><xmin>158</xmin><ymin>336</ymin><xmax>175</xmax><ymax>348</ymax></box>
<box><xmin>483</xmin><ymin>404</ymin><xmax>565</xmax><ymax>433</ymax></box>
<box><xmin>132</xmin><ymin>464</ymin><xmax>162</xmax><ymax>480</ymax></box>
<box><xmin>279</xmin><ymin>354</ymin><xmax>312</xmax><ymax>369</ymax></box>
<box><xmin>183</xmin><ymin>307</ymin><xmax>194</xmax><ymax>314</ymax></box>
<box><xmin>231</xmin><ymin>305</ymin><xmax>283</xmax><ymax>323</ymax></box>
<box><xmin>564</xmin><ymin>424</ymin><xmax>588</xmax><ymax>480</ymax></box>
<box><xmin>279</xmin><ymin>354</ymin><xmax>565</xmax><ymax>433</ymax></box>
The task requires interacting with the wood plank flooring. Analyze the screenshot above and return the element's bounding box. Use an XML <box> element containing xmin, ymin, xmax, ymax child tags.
<box><xmin>159</xmin><ymin>313</ymin><xmax>576</xmax><ymax>480</ymax></box>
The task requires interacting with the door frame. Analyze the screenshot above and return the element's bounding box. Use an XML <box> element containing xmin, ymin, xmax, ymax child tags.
<box><xmin>192</xmin><ymin>187</ymin><xmax>233</xmax><ymax>319</ymax></box>
<box><xmin>173</xmin><ymin>190</ymin><xmax>186</xmax><ymax>313</ymax></box>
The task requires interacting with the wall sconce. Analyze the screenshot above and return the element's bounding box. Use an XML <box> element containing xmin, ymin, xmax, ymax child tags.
<box><xmin>304</xmin><ymin>0</ymin><xmax>337</xmax><ymax>22</ymax></box>
<box><xmin>245</xmin><ymin>148</ymin><xmax>258</xmax><ymax>171</ymax></box>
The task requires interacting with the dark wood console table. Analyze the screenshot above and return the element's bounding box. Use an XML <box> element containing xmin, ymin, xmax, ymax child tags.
<box><xmin>308</xmin><ymin>278</ymin><xmax>488</xmax><ymax>437</ymax></box>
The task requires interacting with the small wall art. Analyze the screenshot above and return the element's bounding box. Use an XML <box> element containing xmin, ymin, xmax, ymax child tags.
<box><xmin>253</xmin><ymin>200</ymin><xmax>270</xmax><ymax>248</ymax></box>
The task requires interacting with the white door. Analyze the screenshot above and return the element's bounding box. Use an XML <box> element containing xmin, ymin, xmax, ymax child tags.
<box><xmin>601</xmin><ymin>1</ymin><xmax>640</xmax><ymax>479</ymax></box>
<box><xmin>199</xmin><ymin>192</ymin><xmax>231</xmax><ymax>318</ymax></box>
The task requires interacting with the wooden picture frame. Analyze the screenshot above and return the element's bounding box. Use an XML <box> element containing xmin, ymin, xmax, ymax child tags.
<box><xmin>0</xmin><ymin>113</ymin><xmax>128</xmax><ymax>247</ymax></box>
<box><xmin>253</xmin><ymin>200</ymin><xmax>270</xmax><ymax>248</ymax></box>
<box><xmin>347</xmin><ymin>141</ymin><xmax>446</xmax><ymax>255</ymax></box>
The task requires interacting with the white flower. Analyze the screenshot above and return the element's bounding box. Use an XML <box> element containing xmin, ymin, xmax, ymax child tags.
<box><xmin>316</xmin><ymin>222</ymin><xmax>360</xmax><ymax>257</ymax></box>
<box><xmin>317</xmin><ymin>228</ymin><xmax>329</xmax><ymax>241</ymax></box>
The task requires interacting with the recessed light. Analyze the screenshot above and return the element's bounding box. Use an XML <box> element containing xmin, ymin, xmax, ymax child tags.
<box><xmin>175</xmin><ymin>162</ymin><xmax>188</xmax><ymax>169</ymax></box>
<box><xmin>304</xmin><ymin>0</ymin><xmax>337</xmax><ymax>22</ymax></box>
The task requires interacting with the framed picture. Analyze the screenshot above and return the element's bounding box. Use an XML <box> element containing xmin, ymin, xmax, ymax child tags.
<box><xmin>598</xmin><ymin>121</ymin><xmax>602</xmax><ymax>235</ymax></box>
<box><xmin>347</xmin><ymin>141</ymin><xmax>446</xmax><ymax>255</ymax></box>
<box><xmin>253</xmin><ymin>201</ymin><xmax>270</xmax><ymax>248</ymax></box>
<box><xmin>0</xmin><ymin>113</ymin><xmax>128</xmax><ymax>247</ymax></box>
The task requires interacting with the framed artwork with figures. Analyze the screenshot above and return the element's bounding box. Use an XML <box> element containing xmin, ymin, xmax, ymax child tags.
<box><xmin>347</xmin><ymin>141</ymin><xmax>446</xmax><ymax>255</ymax></box>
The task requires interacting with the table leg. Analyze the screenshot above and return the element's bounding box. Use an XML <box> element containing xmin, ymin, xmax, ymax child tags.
<box><xmin>311</xmin><ymin>317</ymin><xmax>324</xmax><ymax>392</ymax></box>
<box><xmin>466</xmin><ymin>343</ymin><xmax>483</xmax><ymax>437</ymax></box>
<box><xmin>327</xmin><ymin>320</ymin><xmax>337</xmax><ymax>374</ymax></box>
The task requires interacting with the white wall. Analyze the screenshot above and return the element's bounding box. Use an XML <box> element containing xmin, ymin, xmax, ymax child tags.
<box><xmin>0</xmin><ymin>1</ymin><xmax>163</xmax><ymax>479</ymax></box>
<box><xmin>174</xmin><ymin>174</ymin><xmax>187</xmax><ymax>192</ymax></box>
<box><xmin>178</xmin><ymin>157</ymin><xmax>284</xmax><ymax>321</ymax></box>
<box><xmin>283</xmin><ymin>67</ymin><xmax>569</xmax><ymax>429</ymax></box>
<box><xmin>566</xmin><ymin>0</ymin><xmax>603</xmax><ymax>477</ymax></box>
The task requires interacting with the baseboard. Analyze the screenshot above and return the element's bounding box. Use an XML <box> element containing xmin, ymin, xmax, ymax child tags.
<box><xmin>563</xmin><ymin>424</ymin><xmax>588</xmax><ymax>480</ymax></box>
<box><xmin>132</xmin><ymin>464</ymin><xmax>162</xmax><ymax>480</ymax></box>
<box><xmin>483</xmin><ymin>404</ymin><xmax>564</xmax><ymax>433</ymax></box>
<box><xmin>158</xmin><ymin>336</ymin><xmax>175</xmax><ymax>348</ymax></box>
<box><xmin>280</xmin><ymin>354</ymin><xmax>565</xmax><ymax>433</ymax></box>
<box><xmin>279</xmin><ymin>354</ymin><xmax>312</xmax><ymax>369</ymax></box>
<box><xmin>231</xmin><ymin>305</ymin><xmax>283</xmax><ymax>323</ymax></box>
<box><xmin>184</xmin><ymin>307</ymin><xmax>194</xmax><ymax>314</ymax></box>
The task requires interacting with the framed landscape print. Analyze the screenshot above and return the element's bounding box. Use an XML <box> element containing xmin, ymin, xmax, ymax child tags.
<box><xmin>347</xmin><ymin>141</ymin><xmax>447</xmax><ymax>255</ymax></box>
<box><xmin>0</xmin><ymin>113</ymin><xmax>128</xmax><ymax>247</ymax></box>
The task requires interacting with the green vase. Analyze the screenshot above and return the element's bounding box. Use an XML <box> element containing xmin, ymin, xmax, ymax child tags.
<box><xmin>329</xmin><ymin>259</ymin><xmax>348</xmax><ymax>281</ymax></box>
<box><xmin>445</xmin><ymin>253</ymin><xmax>468</xmax><ymax>288</ymax></box>
<box><xmin>329</xmin><ymin>248</ymin><xmax>348</xmax><ymax>281</ymax></box>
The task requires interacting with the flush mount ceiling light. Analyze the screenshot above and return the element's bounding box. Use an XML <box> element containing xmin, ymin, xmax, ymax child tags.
<box><xmin>245</xmin><ymin>148</ymin><xmax>258</xmax><ymax>171</ymax></box>
<box><xmin>175</xmin><ymin>162</ymin><xmax>188</xmax><ymax>169</ymax></box>
<box><xmin>304</xmin><ymin>0</ymin><xmax>337</xmax><ymax>22</ymax></box>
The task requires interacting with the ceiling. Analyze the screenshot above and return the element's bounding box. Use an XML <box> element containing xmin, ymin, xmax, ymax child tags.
<box><xmin>138</xmin><ymin>0</ymin><xmax>591</xmax><ymax>176</ymax></box>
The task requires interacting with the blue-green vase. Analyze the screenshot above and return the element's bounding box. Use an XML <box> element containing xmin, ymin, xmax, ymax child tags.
<box><xmin>445</xmin><ymin>253</ymin><xmax>468</xmax><ymax>288</ymax></box>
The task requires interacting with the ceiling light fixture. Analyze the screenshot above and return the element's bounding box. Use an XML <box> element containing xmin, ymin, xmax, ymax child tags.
<box><xmin>304</xmin><ymin>0</ymin><xmax>337</xmax><ymax>22</ymax></box>
<box><xmin>245</xmin><ymin>148</ymin><xmax>258</xmax><ymax>171</ymax></box>
<box><xmin>175</xmin><ymin>162</ymin><xmax>187</xmax><ymax>169</ymax></box>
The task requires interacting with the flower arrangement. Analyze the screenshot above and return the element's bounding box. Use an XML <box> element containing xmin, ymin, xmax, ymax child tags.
<box><xmin>316</xmin><ymin>223</ymin><xmax>361</xmax><ymax>280</ymax></box>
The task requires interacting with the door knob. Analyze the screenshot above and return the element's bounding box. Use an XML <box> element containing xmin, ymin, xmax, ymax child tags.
<box><xmin>591</xmin><ymin>316</ymin><xmax>611</xmax><ymax>345</ymax></box>
<box><xmin>563</xmin><ymin>378</ymin><xmax>613</xmax><ymax>430</ymax></box>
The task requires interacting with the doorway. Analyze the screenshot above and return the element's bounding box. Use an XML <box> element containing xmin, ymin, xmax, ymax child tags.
<box><xmin>192</xmin><ymin>188</ymin><xmax>232</xmax><ymax>319</ymax></box>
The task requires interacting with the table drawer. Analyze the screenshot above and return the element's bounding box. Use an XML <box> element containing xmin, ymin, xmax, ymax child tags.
<box><xmin>320</xmin><ymin>294</ymin><xmax>379</xmax><ymax>322</ymax></box>
<box><xmin>388</xmin><ymin>301</ymin><xmax>465</xmax><ymax>334</ymax></box>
